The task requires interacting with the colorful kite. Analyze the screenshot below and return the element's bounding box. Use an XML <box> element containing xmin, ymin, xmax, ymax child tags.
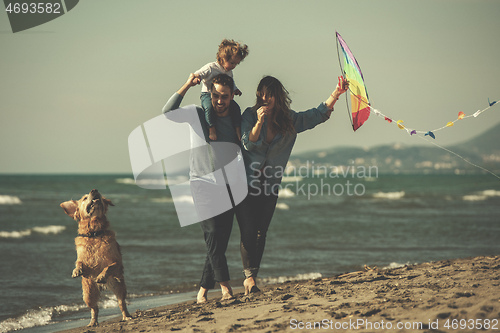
<box><xmin>336</xmin><ymin>31</ymin><xmax>370</xmax><ymax>131</ymax></box>
<box><xmin>335</xmin><ymin>31</ymin><xmax>499</xmax><ymax>179</ymax></box>
<box><xmin>335</xmin><ymin>31</ymin><xmax>498</xmax><ymax>139</ymax></box>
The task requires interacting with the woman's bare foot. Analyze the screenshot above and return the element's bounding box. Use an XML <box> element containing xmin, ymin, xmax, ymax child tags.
<box><xmin>243</xmin><ymin>277</ymin><xmax>260</xmax><ymax>296</ymax></box>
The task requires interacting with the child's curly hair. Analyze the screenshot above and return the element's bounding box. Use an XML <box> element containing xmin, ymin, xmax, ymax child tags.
<box><xmin>216</xmin><ymin>39</ymin><xmax>249</xmax><ymax>65</ymax></box>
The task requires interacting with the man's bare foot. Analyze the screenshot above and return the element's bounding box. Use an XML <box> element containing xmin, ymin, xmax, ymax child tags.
<box><xmin>197</xmin><ymin>287</ymin><xmax>208</xmax><ymax>304</ymax></box>
<box><xmin>220</xmin><ymin>281</ymin><xmax>233</xmax><ymax>300</ymax></box>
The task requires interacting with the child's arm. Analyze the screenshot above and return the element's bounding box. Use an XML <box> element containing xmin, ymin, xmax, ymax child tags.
<box><xmin>176</xmin><ymin>73</ymin><xmax>200</xmax><ymax>97</ymax></box>
<box><xmin>162</xmin><ymin>73</ymin><xmax>199</xmax><ymax>114</ymax></box>
<box><xmin>194</xmin><ymin>63</ymin><xmax>212</xmax><ymax>80</ymax></box>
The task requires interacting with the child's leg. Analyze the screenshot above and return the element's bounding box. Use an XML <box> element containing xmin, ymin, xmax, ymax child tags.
<box><xmin>236</xmin><ymin>127</ymin><xmax>242</xmax><ymax>141</ymax></box>
<box><xmin>229</xmin><ymin>100</ymin><xmax>242</xmax><ymax>140</ymax></box>
<box><xmin>201</xmin><ymin>92</ymin><xmax>217</xmax><ymax>141</ymax></box>
<box><xmin>208</xmin><ymin>127</ymin><xmax>217</xmax><ymax>141</ymax></box>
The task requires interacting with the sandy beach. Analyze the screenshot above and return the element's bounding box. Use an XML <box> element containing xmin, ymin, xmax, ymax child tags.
<box><xmin>56</xmin><ymin>255</ymin><xmax>500</xmax><ymax>333</ymax></box>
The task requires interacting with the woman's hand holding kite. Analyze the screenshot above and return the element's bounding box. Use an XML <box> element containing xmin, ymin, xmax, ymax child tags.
<box><xmin>325</xmin><ymin>76</ymin><xmax>349</xmax><ymax>109</ymax></box>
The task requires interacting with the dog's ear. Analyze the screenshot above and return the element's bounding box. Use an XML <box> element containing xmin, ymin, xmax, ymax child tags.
<box><xmin>104</xmin><ymin>198</ymin><xmax>115</xmax><ymax>207</ymax></box>
<box><xmin>60</xmin><ymin>200</ymin><xmax>78</xmax><ymax>219</ymax></box>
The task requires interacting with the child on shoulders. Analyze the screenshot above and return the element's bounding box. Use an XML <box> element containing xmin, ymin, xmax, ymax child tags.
<box><xmin>194</xmin><ymin>39</ymin><xmax>249</xmax><ymax>141</ymax></box>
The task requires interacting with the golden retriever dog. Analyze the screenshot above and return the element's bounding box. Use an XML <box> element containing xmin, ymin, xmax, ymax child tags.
<box><xmin>60</xmin><ymin>189</ymin><xmax>132</xmax><ymax>327</ymax></box>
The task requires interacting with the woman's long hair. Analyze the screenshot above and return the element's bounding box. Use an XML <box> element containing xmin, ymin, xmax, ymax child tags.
<box><xmin>253</xmin><ymin>76</ymin><xmax>295</xmax><ymax>135</ymax></box>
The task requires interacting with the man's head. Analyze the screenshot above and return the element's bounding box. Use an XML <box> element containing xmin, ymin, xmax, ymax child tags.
<box><xmin>210</xmin><ymin>74</ymin><xmax>234</xmax><ymax>117</ymax></box>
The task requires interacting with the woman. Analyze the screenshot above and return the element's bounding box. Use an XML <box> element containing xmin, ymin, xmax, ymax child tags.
<box><xmin>237</xmin><ymin>76</ymin><xmax>349</xmax><ymax>294</ymax></box>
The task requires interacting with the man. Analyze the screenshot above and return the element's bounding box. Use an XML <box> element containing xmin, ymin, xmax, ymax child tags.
<box><xmin>162</xmin><ymin>73</ymin><xmax>244</xmax><ymax>303</ymax></box>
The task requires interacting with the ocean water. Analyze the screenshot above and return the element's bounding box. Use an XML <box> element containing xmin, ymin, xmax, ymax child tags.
<box><xmin>1</xmin><ymin>173</ymin><xmax>499</xmax><ymax>332</ymax></box>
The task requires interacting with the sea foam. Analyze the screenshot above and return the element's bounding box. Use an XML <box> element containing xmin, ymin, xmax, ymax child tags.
<box><xmin>463</xmin><ymin>189</ymin><xmax>500</xmax><ymax>201</ymax></box>
<box><xmin>0</xmin><ymin>225</ymin><xmax>66</xmax><ymax>239</ymax></box>
<box><xmin>275</xmin><ymin>203</ymin><xmax>290</xmax><ymax>210</ymax></box>
<box><xmin>0</xmin><ymin>294</ymin><xmax>122</xmax><ymax>332</ymax></box>
<box><xmin>0</xmin><ymin>195</ymin><xmax>22</xmax><ymax>205</ymax></box>
<box><xmin>0</xmin><ymin>303</ymin><xmax>84</xmax><ymax>333</ymax></box>
<box><xmin>260</xmin><ymin>272</ymin><xmax>322</xmax><ymax>285</ymax></box>
<box><xmin>116</xmin><ymin>177</ymin><xmax>168</xmax><ymax>187</ymax></box>
<box><xmin>281</xmin><ymin>176</ymin><xmax>303</xmax><ymax>183</ymax></box>
<box><xmin>372</xmin><ymin>191</ymin><xmax>405</xmax><ymax>200</ymax></box>
<box><xmin>278</xmin><ymin>188</ymin><xmax>295</xmax><ymax>198</ymax></box>
<box><xmin>382</xmin><ymin>262</ymin><xmax>410</xmax><ymax>270</ymax></box>
<box><xmin>116</xmin><ymin>176</ymin><xmax>188</xmax><ymax>187</ymax></box>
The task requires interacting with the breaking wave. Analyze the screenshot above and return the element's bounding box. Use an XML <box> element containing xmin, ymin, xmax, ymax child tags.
<box><xmin>278</xmin><ymin>188</ymin><xmax>295</xmax><ymax>198</ymax></box>
<box><xmin>463</xmin><ymin>189</ymin><xmax>500</xmax><ymax>201</ymax></box>
<box><xmin>0</xmin><ymin>294</ymin><xmax>122</xmax><ymax>333</ymax></box>
<box><xmin>372</xmin><ymin>191</ymin><xmax>405</xmax><ymax>200</ymax></box>
<box><xmin>0</xmin><ymin>303</ymin><xmax>84</xmax><ymax>333</ymax></box>
<box><xmin>382</xmin><ymin>262</ymin><xmax>411</xmax><ymax>270</ymax></box>
<box><xmin>116</xmin><ymin>176</ymin><xmax>188</xmax><ymax>187</ymax></box>
<box><xmin>0</xmin><ymin>195</ymin><xmax>22</xmax><ymax>205</ymax></box>
<box><xmin>260</xmin><ymin>272</ymin><xmax>323</xmax><ymax>285</ymax></box>
<box><xmin>275</xmin><ymin>203</ymin><xmax>290</xmax><ymax>210</ymax></box>
<box><xmin>0</xmin><ymin>225</ymin><xmax>66</xmax><ymax>239</ymax></box>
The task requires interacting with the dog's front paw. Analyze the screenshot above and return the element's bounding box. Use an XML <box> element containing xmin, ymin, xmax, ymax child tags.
<box><xmin>72</xmin><ymin>267</ymin><xmax>82</xmax><ymax>278</ymax></box>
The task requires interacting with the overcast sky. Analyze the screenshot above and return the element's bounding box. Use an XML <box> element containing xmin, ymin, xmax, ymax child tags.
<box><xmin>1</xmin><ymin>0</ymin><xmax>499</xmax><ymax>174</ymax></box>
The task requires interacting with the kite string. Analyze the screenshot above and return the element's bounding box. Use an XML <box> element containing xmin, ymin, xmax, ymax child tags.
<box><xmin>343</xmin><ymin>79</ymin><xmax>500</xmax><ymax>180</ymax></box>
<box><xmin>370</xmin><ymin>102</ymin><xmax>494</xmax><ymax>135</ymax></box>
<box><xmin>345</xmin><ymin>79</ymin><xmax>496</xmax><ymax>134</ymax></box>
<box><xmin>416</xmin><ymin>135</ymin><xmax>500</xmax><ymax>181</ymax></box>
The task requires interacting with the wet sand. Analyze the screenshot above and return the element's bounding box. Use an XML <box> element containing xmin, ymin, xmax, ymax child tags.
<box><xmin>59</xmin><ymin>255</ymin><xmax>500</xmax><ymax>332</ymax></box>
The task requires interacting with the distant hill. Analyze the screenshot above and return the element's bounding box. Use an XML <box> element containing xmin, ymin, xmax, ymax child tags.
<box><xmin>450</xmin><ymin>123</ymin><xmax>500</xmax><ymax>155</ymax></box>
<box><xmin>290</xmin><ymin>123</ymin><xmax>500</xmax><ymax>175</ymax></box>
